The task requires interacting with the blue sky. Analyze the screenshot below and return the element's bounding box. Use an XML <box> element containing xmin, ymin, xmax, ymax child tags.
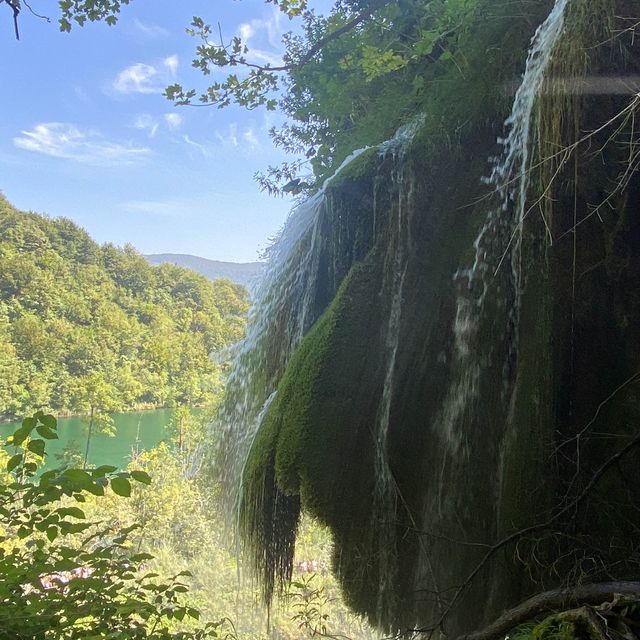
<box><xmin>0</xmin><ymin>0</ymin><xmax>311</xmax><ymax>262</ymax></box>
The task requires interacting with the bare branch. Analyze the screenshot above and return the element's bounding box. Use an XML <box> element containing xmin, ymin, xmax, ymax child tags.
<box><xmin>2</xmin><ymin>0</ymin><xmax>21</xmax><ymax>40</ymax></box>
<box><xmin>455</xmin><ymin>582</ymin><xmax>640</xmax><ymax>640</ymax></box>
<box><xmin>22</xmin><ymin>0</ymin><xmax>49</xmax><ymax>23</ymax></box>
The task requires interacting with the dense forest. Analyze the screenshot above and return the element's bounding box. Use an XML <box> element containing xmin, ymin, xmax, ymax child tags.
<box><xmin>0</xmin><ymin>195</ymin><xmax>249</xmax><ymax>420</ymax></box>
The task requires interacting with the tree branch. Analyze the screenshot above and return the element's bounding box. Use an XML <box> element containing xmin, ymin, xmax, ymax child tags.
<box><xmin>226</xmin><ymin>0</ymin><xmax>394</xmax><ymax>73</ymax></box>
<box><xmin>22</xmin><ymin>0</ymin><xmax>50</xmax><ymax>23</ymax></box>
<box><xmin>2</xmin><ymin>0</ymin><xmax>21</xmax><ymax>40</ymax></box>
<box><xmin>455</xmin><ymin>582</ymin><xmax>640</xmax><ymax>640</ymax></box>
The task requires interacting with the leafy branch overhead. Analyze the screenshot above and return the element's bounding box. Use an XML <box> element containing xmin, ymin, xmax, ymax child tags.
<box><xmin>164</xmin><ymin>0</ymin><xmax>471</xmax><ymax>193</ymax></box>
<box><xmin>5</xmin><ymin>0</ymin><xmax>473</xmax><ymax>191</ymax></box>
<box><xmin>164</xmin><ymin>0</ymin><xmax>392</xmax><ymax>111</ymax></box>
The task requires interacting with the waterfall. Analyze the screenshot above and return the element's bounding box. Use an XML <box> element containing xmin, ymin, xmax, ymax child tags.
<box><xmin>219</xmin><ymin>113</ymin><xmax>425</xmax><ymax>621</ymax></box>
<box><xmin>437</xmin><ymin>0</ymin><xmax>569</xmax><ymax>454</ymax></box>
<box><xmin>219</xmin><ymin>146</ymin><xmax>371</xmax><ymax>524</ymax></box>
<box><xmin>371</xmin><ymin>116</ymin><xmax>422</xmax><ymax>624</ymax></box>
<box><xmin>488</xmin><ymin>0</ymin><xmax>570</xmax><ymax>237</ymax></box>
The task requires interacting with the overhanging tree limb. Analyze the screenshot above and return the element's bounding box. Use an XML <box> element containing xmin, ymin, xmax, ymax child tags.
<box><xmin>455</xmin><ymin>582</ymin><xmax>640</xmax><ymax>640</ymax></box>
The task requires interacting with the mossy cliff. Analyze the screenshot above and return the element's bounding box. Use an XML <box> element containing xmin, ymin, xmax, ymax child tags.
<box><xmin>232</xmin><ymin>0</ymin><xmax>640</xmax><ymax>634</ymax></box>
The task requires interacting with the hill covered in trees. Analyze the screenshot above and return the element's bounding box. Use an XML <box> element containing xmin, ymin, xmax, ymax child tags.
<box><xmin>0</xmin><ymin>196</ymin><xmax>249</xmax><ymax>420</ymax></box>
<box><xmin>145</xmin><ymin>254</ymin><xmax>263</xmax><ymax>291</ymax></box>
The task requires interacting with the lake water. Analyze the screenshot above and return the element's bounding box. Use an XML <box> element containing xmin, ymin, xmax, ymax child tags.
<box><xmin>2</xmin><ymin>409</ymin><xmax>185</xmax><ymax>470</ymax></box>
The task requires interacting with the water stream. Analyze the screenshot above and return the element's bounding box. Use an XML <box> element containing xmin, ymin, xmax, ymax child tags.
<box><xmin>440</xmin><ymin>0</ymin><xmax>569</xmax><ymax>453</ymax></box>
<box><xmin>219</xmin><ymin>147</ymin><xmax>372</xmax><ymax>522</ymax></box>
<box><xmin>370</xmin><ymin>116</ymin><xmax>425</xmax><ymax>623</ymax></box>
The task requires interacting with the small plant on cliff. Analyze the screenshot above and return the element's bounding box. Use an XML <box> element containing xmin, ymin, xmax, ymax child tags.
<box><xmin>0</xmin><ymin>411</ymin><xmax>236</xmax><ymax>639</ymax></box>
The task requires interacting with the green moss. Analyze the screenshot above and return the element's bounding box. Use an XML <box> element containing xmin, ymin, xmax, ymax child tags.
<box><xmin>512</xmin><ymin>618</ymin><xmax>579</xmax><ymax>640</ymax></box>
<box><xmin>237</xmin><ymin>0</ymin><xmax>640</xmax><ymax>632</ymax></box>
<box><xmin>240</xmin><ymin>255</ymin><xmax>384</xmax><ymax>604</ymax></box>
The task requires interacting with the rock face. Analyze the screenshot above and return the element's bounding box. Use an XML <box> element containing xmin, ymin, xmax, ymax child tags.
<box><xmin>222</xmin><ymin>0</ymin><xmax>640</xmax><ymax>635</ymax></box>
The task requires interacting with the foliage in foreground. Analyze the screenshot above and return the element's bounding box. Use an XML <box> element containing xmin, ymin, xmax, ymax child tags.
<box><xmin>0</xmin><ymin>412</ymin><xmax>234</xmax><ymax>639</ymax></box>
<box><xmin>0</xmin><ymin>409</ymin><xmax>375</xmax><ymax>639</ymax></box>
<box><xmin>81</xmin><ymin>407</ymin><xmax>377</xmax><ymax>639</ymax></box>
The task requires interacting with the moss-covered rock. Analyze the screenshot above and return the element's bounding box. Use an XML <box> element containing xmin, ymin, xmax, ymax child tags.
<box><xmin>233</xmin><ymin>0</ymin><xmax>640</xmax><ymax>634</ymax></box>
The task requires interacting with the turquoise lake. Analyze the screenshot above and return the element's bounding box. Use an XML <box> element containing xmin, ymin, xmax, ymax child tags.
<box><xmin>2</xmin><ymin>409</ymin><xmax>187</xmax><ymax>469</ymax></box>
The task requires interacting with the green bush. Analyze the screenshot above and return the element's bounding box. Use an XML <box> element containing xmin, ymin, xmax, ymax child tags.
<box><xmin>0</xmin><ymin>412</ymin><xmax>235</xmax><ymax>640</ymax></box>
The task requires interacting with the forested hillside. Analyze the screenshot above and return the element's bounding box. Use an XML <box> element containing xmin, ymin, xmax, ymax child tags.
<box><xmin>0</xmin><ymin>196</ymin><xmax>249</xmax><ymax>420</ymax></box>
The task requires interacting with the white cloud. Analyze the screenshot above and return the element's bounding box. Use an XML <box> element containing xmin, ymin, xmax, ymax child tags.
<box><xmin>251</xmin><ymin>49</ymin><xmax>283</xmax><ymax>67</ymax></box>
<box><xmin>164</xmin><ymin>113</ymin><xmax>183</xmax><ymax>129</ymax></box>
<box><xmin>13</xmin><ymin>123</ymin><xmax>150</xmax><ymax>165</ymax></box>
<box><xmin>113</xmin><ymin>63</ymin><xmax>160</xmax><ymax>94</ymax></box>
<box><xmin>132</xmin><ymin>19</ymin><xmax>170</xmax><ymax>39</ymax></box>
<box><xmin>240</xmin><ymin>7</ymin><xmax>284</xmax><ymax>49</ymax></box>
<box><xmin>134</xmin><ymin>114</ymin><xmax>159</xmax><ymax>138</ymax></box>
<box><xmin>239</xmin><ymin>22</ymin><xmax>255</xmax><ymax>41</ymax></box>
<box><xmin>185</xmin><ymin>123</ymin><xmax>265</xmax><ymax>154</ymax></box>
<box><xmin>163</xmin><ymin>55</ymin><xmax>179</xmax><ymax>77</ymax></box>
<box><xmin>243</xmin><ymin>127</ymin><xmax>260</xmax><ymax>150</ymax></box>
<box><xmin>215</xmin><ymin>124</ymin><xmax>239</xmax><ymax>148</ymax></box>
<box><xmin>237</xmin><ymin>8</ymin><xmax>285</xmax><ymax>67</ymax></box>
<box><xmin>182</xmin><ymin>124</ymin><xmax>263</xmax><ymax>157</ymax></box>
<box><xmin>112</xmin><ymin>56</ymin><xmax>179</xmax><ymax>95</ymax></box>
<box><xmin>183</xmin><ymin>134</ymin><xmax>213</xmax><ymax>157</ymax></box>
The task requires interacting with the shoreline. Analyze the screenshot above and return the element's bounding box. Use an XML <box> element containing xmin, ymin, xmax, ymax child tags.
<box><xmin>0</xmin><ymin>404</ymin><xmax>210</xmax><ymax>425</ymax></box>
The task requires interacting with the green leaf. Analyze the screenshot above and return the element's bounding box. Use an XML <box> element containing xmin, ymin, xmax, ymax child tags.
<box><xmin>130</xmin><ymin>470</ymin><xmax>151</xmax><ymax>485</ymax></box>
<box><xmin>110</xmin><ymin>477</ymin><xmax>131</xmax><ymax>497</ymax></box>
<box><xmin>46</xmin><ymin>526</ymin><xmax>58</xmax><ymax>542</ymax></box>
<box><xmin>39</xmin><ymin>414</ymin><xmax>57</xmax><ymax>430</ymax></box>
<box><xmin>84</xmin><ymin>483</ymin><xmax>104</xmax><ymax>497</ymax></box>
<box><xmin>57</xmin><ymin>507</ymin><xmax>85</xmax><ymax>519</ymax></box>
<box><xmin>62</xmin><ymin>469</ymin><xmax>92</xmax><ymax>487</ymax></box>
<box><xmin>6</xmin><ymin>454</ymin><xmax>22</xmax><ymax>472</ymax></box>
<box><xmin>11</xmin><ymin>425</ymin><xmax>31</xmax><ymax>446</ymax></box>
<box><xmin>17</xmin><ymin>525</ymin><xmax>30</xmax><ymax>539</ymax></box>
<box><xmin>91</xmin><ymin>465</ymin><xmax>117</xmax><ymax>478</ymax></box>
<box><xmin>21</xmin><ymin>417</ymin><xmax>37</xmax><ymax>431</ymax></box>
<box><xmin>36</xmin><ymin>425</ymin><xmax>58</xmax><ymax>440</ymax></box>
<box><xmin>27</xmin><ymin>439</ymin><xmax>46</xmax><ymax>457</ymax></box>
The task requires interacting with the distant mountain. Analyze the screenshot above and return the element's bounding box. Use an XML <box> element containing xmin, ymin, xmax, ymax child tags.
<box><xmin>145</xmin><ymin>254</ymin><xmax>264</xmax><ymax>290</ymax></box>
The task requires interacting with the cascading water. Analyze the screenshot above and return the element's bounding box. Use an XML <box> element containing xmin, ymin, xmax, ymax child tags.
<box><xmin>219</xmin><ymin>147</ymin><xmax>371</xmax><ymax>526</ymax></box>
<box><xmin>414</xmin><ymin>0</ymin><xmax>571</xmax><ymax>616</ymax></box>
<box><xmin>219</xmin><ymin>114</ymin><xmax>425</xmax><ymax>622</ymax></box>
<box><xmin>438</xmin><ymin>0</ymin><xmax>569</xmax><ymax>453</ymax></box>
<box><xmin>371</xmin><ymin>116</ymin><xmax>423</xmax><ymax>625</ymax></box>
<box><xmin>212</xmin><ymin>0</ymin><xmax>640</xmax><ymax>633</ymax></box>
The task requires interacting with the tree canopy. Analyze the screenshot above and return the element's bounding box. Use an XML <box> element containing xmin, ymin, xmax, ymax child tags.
<box><xmin>0</xmin><ymin>196</ymin><xmax>249</xmax><ymax>420</ymax></box>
